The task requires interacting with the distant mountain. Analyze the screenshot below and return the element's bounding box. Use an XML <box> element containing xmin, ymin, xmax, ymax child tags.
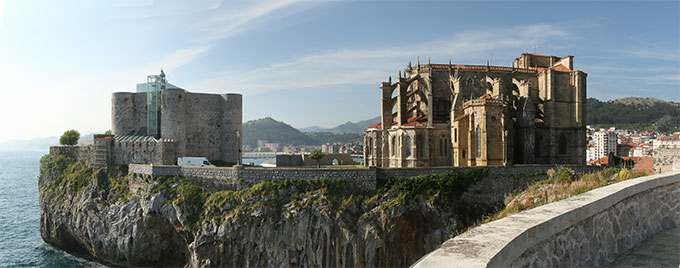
<box><xmin>325</xmin><ymin>116</ymin><xmax>381</xmax><ymax>134</ymax></box>
<box><xmin>243</xmin><ymin>117</ymin><xmax>318</xmax><ymax>147</ymax></box>
<box><xmin>610</xmin><ymin>97</ymin><xmax>672</xmax><ymax>106</ymax></box>
<box><xmin>587</xmin><ymin>97</ymin><xmax>680</xmax><ymax>132</ymax></box>
<box><xmin>299</xmin><ymin>126</ymin><xmax>328</xmax><ymax>133</ymax></box>
<box><xmin>0</xmin><ymin>136</ymin><xmax>58</xmax><ymax>150</ymax></box>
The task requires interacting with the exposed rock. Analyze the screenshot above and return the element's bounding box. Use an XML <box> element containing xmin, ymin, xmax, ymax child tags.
<box><xmin>39</xmin><ymin>155</ymin><xmax>542</xmax><ymax>267</ymax></box>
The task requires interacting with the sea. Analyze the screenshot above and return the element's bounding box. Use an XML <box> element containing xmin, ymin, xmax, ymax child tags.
<box><xmin>0</xmin><ymin>150</ymin><xmax>104</xmax><ymax>267</ymax></box>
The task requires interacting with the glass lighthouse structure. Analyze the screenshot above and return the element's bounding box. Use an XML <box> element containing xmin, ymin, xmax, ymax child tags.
<box><xmin>136</xmin><ymin>69</ymin><xmax>179</xmax><ymax>137</ymax></box>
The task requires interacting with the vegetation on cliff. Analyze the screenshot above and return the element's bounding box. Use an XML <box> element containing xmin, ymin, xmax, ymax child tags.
<box><xmin>39</xmin><ymin>155</ymin><xmax>553</xmax><ymax>267</ymax></box>
<box><xmin>40</xmin><ymin>154</ymin><xmax>132</xmax><ymax>203</ymax></box>
<box><xmin>487</xmin><ymin>167</ymin><xmax>649</xmax><ymax>222</ymax></box>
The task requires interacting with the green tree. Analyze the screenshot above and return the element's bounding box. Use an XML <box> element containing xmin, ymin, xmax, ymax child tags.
<box><xmin>309</xmin><ymin>149</ymin><xmax>325</xmax><ymax>168</ymax></box>
<box><xmin>104</xmin><ymin>130</ymin><xmax>112</xmax><ymax>135</ymax></box>
<box><xmin>60</xmin><ymin>129</ymin><xmax>80</xmax><ymax>146</ymax></box>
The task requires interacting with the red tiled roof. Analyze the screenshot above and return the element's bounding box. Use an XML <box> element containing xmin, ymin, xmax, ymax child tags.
<box><xmin>551</xmin><ymin>64</ymin><xmax>574</xmax><ymax>72</ymax></box>
<box><xmin>427</xmin><ymin>64</ymin><xmax>538</xmax><ymax>73</ymax></box>
<box><xmin>367</xmin><ymin>122</ymin><xmax>382</xmax><ymax>129</ymax></box>
<box><xmin>366</xmin><ymin>116</ymin><xmax>444</xmax><ymax>129</ymax></box>
<box><xmin>632</xmin><ymin>157</ymin><xmax>654</xmax><ymax>175</ymax></box>
<box><xmin>589</xmin><ymin>157</ymin><xmax>609</xmax><ymax>166</ymax></box>
<box><xmin>620</xmin><ymin>141</ymin><xmax>637</xmax><ymax>147</ymax></box>
<box><xmin>659</xmin><ymin>134</ymin><xmax>680</xmax><ymax>141</ymax></box>
<box><xmin>622</xmin><ymin>156</ymin><xmax>642</xmax><ymax>164</ymax></box>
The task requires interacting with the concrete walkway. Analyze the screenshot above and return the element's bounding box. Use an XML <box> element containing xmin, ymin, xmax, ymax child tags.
<box><xmin>609</xmin><ymin>227</ymin><xmax>680</xmax><ymax>267</ymax></box>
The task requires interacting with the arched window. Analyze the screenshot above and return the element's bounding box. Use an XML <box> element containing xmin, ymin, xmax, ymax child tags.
<box><xmin>421</xmin><ymin>135</ymin><xmax>427</xmax><ymax>157</ymax></box>
<box><xmin>454</xmin><ymin>128</ymin><xmax>457</xmax><ymax>143</ymax></box>
<box><xmin>368</xmin><ymin>137</ymin><xmax>373</xmax><ymax>155</ymax></box>
<box><xmin>462</xmin><ymin>149</ymin><xmax>466</xmax><ymax>159</ymax></box>
<box><xmin>415</xmin><ymin>135</ymin><xmax>421</xmax><ymax>157</ymax></box>
<box><xmin>405</xmin><ymin>135</ymin><xmax>412</xmax><ymax>158</ymax></box>
<box><xmin>391</xmin><ymin>136</ymin><xmax>396</xmax><ymax>156</ymax></box>
<box><xmin>476</xmin><ymin>125</ymin><xmax>482</xmax><ymax>158</ymax></box>
<box><xmin>559</xmin><ymin>133</ymin><xmax>567</xmax><ymax>155</ymax></box>
<box><xmin>439</xmin><ymin>135</ymin><xmax>447</xmax><ymax>157</ymax></box>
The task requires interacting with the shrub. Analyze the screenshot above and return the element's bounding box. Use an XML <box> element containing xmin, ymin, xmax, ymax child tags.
<box><xmin>309</xmin><ymin>149</ymin><xmax>325</xmax><ymax>168</ymax></box>
<box><xmin>59</xmin><ymin>129</ymin><xmax>80</xmax><ymax>146</ymax></box>
<box><xmin>553</xmin><ymin>167</ymin><xmax>575</xmax><ymax>183</ymax></box>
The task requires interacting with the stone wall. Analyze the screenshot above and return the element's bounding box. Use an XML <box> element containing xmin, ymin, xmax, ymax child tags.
<box><xmin>49</xmin><ymin>146</ymin><xmax>95</xmax><ymax>166</ymax></box>
<box><xmin>128</xmin><ymin>164</ymin><xmax>601</xmax><ymax>193</ymax></box>
<box><xmin>160</xmin><ymin>89</ymin><xmax>242</xmax><ymax>164</ymax></box>
<box><xmin>111</xmin><ymin>92</ymin><xmax>147</xmax><ymax>135</ymax></box>
<box><xmin>654</xmin><ymin>147</ymin><xmax>680</xmax><ymax>173</ymax></box>
<box><xmin>239</xmin><ymin>167</ymin><xmax>377</xmax><ymax>189</ymax></box>
<box><xmin>110</xmin><ymin>138</ymin><xmax>177</xmax><ymax>165</ymax></box>
<box><xmin>128</xmin><ymin>164</ymin><xmax>239</xmax><ymax>192</ymax></box>
<box><xmin>412</xmin><ymin>171</ymin><xmax>680</xmax><ymax>268</ymax></box>
<box><xmin>275</xmin><ymin>155</ymin><xmax>304</xmax><ymax>167</ymax></box>
<box><xmin>113</xmin><ymin>89</ymin><xmax>242</xmax><ymax>164</ymax></box>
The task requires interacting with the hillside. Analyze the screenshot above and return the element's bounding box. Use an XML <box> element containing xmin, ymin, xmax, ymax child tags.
<box><xmin>300</xmin><ymin>116</ymin><xmax>380</xmax><ymax>134</ymax></box>
<box><xmin>0</xmin><ymin>136</ymin><xmax>58</xmax><ymax>150</ymax></box>
<box><xmin>587</xmin><ymin>97</ymin><xmax>680</xmax><ymax>132</ymax></box>
<box><xmin>326</xmin><ymin>116</ymin><xmax>381</xmax><ymax>134</ymax></box>
<box><xmin>243</xmin><ymin>117</ymin><xmax>318</xmax><ymax>147</ymax></box>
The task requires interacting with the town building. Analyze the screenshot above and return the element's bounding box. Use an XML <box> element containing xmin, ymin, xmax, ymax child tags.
<box><xmin>593</xmin><ymin>131</ymin><xmax>618</xmax><ymax>160</ymax></box>
<box><xmin>364</xmin><ymin>53</ymin><xmax>587</xmax><ymax>167</ymax></box>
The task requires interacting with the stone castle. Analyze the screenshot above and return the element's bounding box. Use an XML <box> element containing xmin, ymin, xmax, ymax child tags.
<box><xmin>52</xmin><ymin>70</ymin><xmax>242</xmax><ymax>168</ymax></box>
<box><xmin>111</xmin><ymin>70</ymin><xmax>242</xmax><ymax>165</ymax></box>
<box><xmin>364</xmin><ymin>53</ymin><xmax>587</xmax><ymax>167</ymax></box>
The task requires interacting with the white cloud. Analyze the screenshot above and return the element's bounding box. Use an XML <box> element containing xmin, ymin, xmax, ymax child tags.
<box><xmin>618</xmin><ymin>48</ymin><xmax>680</xmax><ymax>61</ymax></box>
<box><xmin>648</xmin><ymin>74</ymin><xmax>680</xmax><ymax>82</ymax></box>
<box><xmin>0</xmin><ymin>0</ymin><xmax>321</xmax><ymax>142</ymax></box>
<box><xmin>189</xmin><ymin>23</ymin><xmax>573</xmax><ymax>95</ymax></box>
<box><xmin>190</xmin><ymin>0</ymin><xmax>317</xmax><ymax>42</ymax></box>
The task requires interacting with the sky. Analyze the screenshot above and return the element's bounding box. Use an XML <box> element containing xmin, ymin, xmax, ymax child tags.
<box><xmin>0</xmin><ymin>0</ymin><xmax>678</xmax><ymax>142</ymax></box>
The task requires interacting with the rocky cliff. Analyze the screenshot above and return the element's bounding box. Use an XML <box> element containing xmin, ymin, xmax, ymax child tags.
<box><xmin>39</xmin><ymin>154</ymin><xmax>542</xmax><ymax>267</ymax></box>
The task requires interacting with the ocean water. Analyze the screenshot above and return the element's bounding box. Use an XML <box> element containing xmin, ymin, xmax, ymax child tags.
<box><xmin>0</xmin><ymin>150</ymin><xmax>104</xmax><ymax>268</ymax></box>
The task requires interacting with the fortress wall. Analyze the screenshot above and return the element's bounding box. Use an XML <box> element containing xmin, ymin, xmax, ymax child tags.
<box><xmin>238</xmin><ymin>167</ymin><xmax>377</xmax><ymax>190</ymax></box>
<box><xmin>49</xmin><ymin>145</ymin><xmax>95</xmax><ymax>166</ymax></box>
<box><xmin>111</xmin><ymin>93</ymin><xmax>136</xmax><ymax>135</ymax></box>
<box><xmin>110</xmin><ymin>140</ymin><xmax>177</xmax><ymax>165</ymax></box>
<box><xmin>413</xmin><ymin>172</ymin><xmax>680</xmax><ymax>268</ymax></box>
<box><xmin>220</xmin><ymin>93</ymin><xmax>242</xmax><ymax>164</ymax></box>
<box><xmin>183</xmin><ymin>93</ymin><xmax>223</xmax><ymax>161</ymax></box>
<box><xmin>111</xmin><ymin>92</ymin><xmax>148</xmax><ymax>135</ymax></box>
<box><xmin>160</xmin><ymin>90</ymin><xmax>241</xmax><ymax>163</ymax></box>
<box><xmin>129</xmin><ymin>164</ymin><xmax>241</xmax><ymax>192</ymax></box>
<box><xmin>128</xmin><ymin>164</ymin><xmax>600</xmax><ymax>195</ymax></box>
<box><xmin>160</xmin><ymin>89</ymin><xmax>186</xmax><ymax>156</ymax></box>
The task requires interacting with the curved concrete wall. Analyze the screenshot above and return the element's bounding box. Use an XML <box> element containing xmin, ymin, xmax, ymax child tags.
<box><xmin>412</xmin><ymin>171</ymin><xmax>680</xmax><ymax>268</ymax></box>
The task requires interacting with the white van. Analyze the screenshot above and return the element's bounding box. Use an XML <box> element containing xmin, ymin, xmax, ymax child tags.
<box><xmin>177</xmin><ymin>157</ymin><xmax>215</xmax><ymax>167</ymax></box>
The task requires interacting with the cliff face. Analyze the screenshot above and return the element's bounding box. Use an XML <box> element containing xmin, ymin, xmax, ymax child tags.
<box><xmin>39</xmin><ymin>155</ymin><xmax>528</xmax><ymax>267</ymax></box>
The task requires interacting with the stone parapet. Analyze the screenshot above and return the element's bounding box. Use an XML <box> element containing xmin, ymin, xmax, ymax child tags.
<box><xmin>128</xmin><ymin>164</ymin><xmax>601</xmax><ymax>194</ymax></box>
<box><xmin>411</xmin><ymin>171</ymin><xmax>680</xmax><ymax>268</ymax></box>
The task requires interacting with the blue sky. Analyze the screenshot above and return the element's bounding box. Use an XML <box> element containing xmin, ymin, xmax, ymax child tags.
<box><xmin>0</xmin><ymin>0</ymin><xmax>678</xmax><ymax>142</ymax></box>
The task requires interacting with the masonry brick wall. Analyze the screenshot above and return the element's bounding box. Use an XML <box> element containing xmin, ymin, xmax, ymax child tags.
<box><xmin>127</xmin><ymin>164</ymin><xmax>601</xmax><ymax>193</ymax></box>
